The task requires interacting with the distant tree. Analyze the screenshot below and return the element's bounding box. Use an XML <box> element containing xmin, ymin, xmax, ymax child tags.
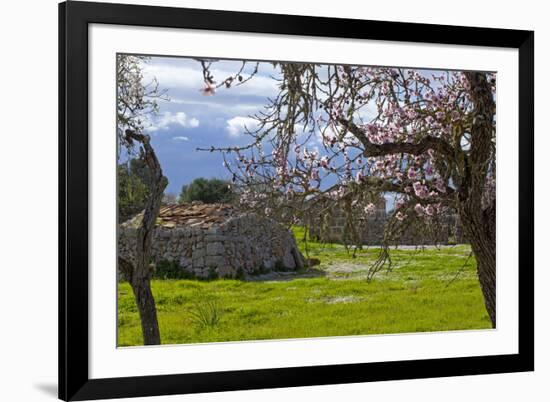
<box><xmin>117</xmin><ymin>164</ymin><xmax>149</xmax><ymax>222</ymax></box>
<box><xmin>162</xmin><ymin>192</ymin><xmax>178</xmax><ymax>205</ymax></box>
<box><xmin>178</xmin><ymin>178</ymin><xmax>234</xmax><ymax>204</ymax></box>
<box><xmin>127</xmin><ymin>157</ymin><xmax>154</xmax><ymax>188</ymax></box>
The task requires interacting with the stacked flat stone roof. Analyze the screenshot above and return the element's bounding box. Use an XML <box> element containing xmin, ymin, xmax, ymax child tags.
<box><xmin>121</xmin><ymin>202</ymin><xmax>237</xmax><ymax>230</ymax></box>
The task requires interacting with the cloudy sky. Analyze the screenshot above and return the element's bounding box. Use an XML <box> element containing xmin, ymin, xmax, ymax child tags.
<box><xmin>127</xmin><ymin>56</ymin><xmax>444</xmax><ymax>209</ymax></box>
<box><xmin>135</xmin><ymin>56</ymin><xmax>281</xmax><ymax>195</ymax></box>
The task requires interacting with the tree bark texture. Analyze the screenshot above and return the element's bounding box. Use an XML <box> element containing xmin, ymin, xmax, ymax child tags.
<box><xmin>123</xmin><ymin>130</ymin><xmax>168</xmax><ymax>345</ymax></box>
<box><xmin>458</xmin><ymin>73</ymin><xmax>496</xmax><ymax>328</ymax></box>
<box><xmin>460</xmin><ymin>202</ymin><xmax>496</xmax><ymax>327</ymax></box>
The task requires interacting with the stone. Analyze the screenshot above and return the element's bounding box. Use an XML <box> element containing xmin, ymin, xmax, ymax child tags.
<box><xmin>205</xmin><ymin>255</ymin><xmax>224</xmax><ymax>267</ymax></box>
<box><xmin>282</xmin><ymin>252</ymin><xmax>297</xmax><ymax>269</ymax></box>
<box><xmin>206</xmin><ymin>242</ymin><xmax>224</xmax><ymax>255</ymax></box>
<box><xmin>118</xmin><ymin>203</ymin><xmax>305</xmax><ymax>279</ymax></box>
<box><xmin>216</xmin><ymin>265</ymin><xmax>234</xmax><ymax>278</ymax></box>
<box><xmin>192</xmin><ymin>247</ymin><xmax>205</xmax><ymax>259</ymax></box>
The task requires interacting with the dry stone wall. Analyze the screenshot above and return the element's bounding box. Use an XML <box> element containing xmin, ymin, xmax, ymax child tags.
<box><xmin>309</xmin><ymin>205</ymin><xmax>464</xmax><ymax>246</ymax></box>
<box><xmin>118</xmin><ymin>211</ymin><xmax>304</xmax><ymax>279</ymax></box>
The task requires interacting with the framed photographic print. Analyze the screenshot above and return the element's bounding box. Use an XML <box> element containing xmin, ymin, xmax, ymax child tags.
<box><xmin>59</xmin><ymin>1</ymin><xmax>534</xmax><ymax>400</ymax></box>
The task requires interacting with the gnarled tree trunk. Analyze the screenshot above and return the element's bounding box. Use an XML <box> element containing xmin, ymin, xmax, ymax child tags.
<box><xmin>459</xmin><ymin>72</ymin><xmax>496</xmax><ymax>328</ymax></box>
<box><xmin>459</xmin><ymin>202</ymin><xmax>496</xmax><ymax>328</ymax></box>
<box><xmin>122</xmin><ymin>130</ymin><xmax>168</xmax><ymax>345</ymax></box>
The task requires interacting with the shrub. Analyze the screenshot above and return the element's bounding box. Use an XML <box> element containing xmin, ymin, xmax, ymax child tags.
<box><xmin>249</xmin><ymin>266</ymin><xmax>269</xmax><ymax>276</ymax></box>
<box><xmin>154</xmin><ymin>260</ymin><xmax>194</xmax><ymax>280</ymax></box>
<box><xmin>207</xmin><ymin>266</ymin><xmax>219</xmax><ymax>280</ymax></box>
<box><xmin>234</xmin><ymin>267</ymin><xmax>246</xmax><ymax>280</ymax></box>
<box><xmin>188</xmin><ymin>299</ymin><xmax>222</xmax><ymax>328</ymax></box>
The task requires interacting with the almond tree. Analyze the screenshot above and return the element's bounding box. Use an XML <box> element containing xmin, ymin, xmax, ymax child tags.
<box><xmin>201</xmin><ymin>63</ymin><xmax>496</xmax><ymax>327</ymax></box>
<box><xmin>117</xmin><ymin>55</ymin><xmax>167</xmax><ymax>345</ymax></box>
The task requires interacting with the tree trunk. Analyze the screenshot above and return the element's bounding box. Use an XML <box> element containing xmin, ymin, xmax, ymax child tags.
<box><xmin>459</xmin><ymin>72</ymin><xmax>497</xmax><ymax>328</ymax></box>
<box><xmin>132</xmin><ymin>277</ymin><xmax>161</xmax><ymax>345</ymax></box>
<box><xmin>124</xmin><ymin>130</ymin><xmax>168</xmax><ymax>345</ymax></box>
<box><xmin>460</xmin><ymin>201</ymin><xmax>496</xmax><ymax>328</ymax></box>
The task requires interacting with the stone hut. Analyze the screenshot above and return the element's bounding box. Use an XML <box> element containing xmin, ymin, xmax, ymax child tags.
<box><xmin>118</xmin><ymin>202</ymin><xmax>305</xmax><ymax>279</ymax></box>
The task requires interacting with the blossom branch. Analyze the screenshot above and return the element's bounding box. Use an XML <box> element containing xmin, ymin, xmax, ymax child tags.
<box><xmin>338</xmin><ymin>117</ymin><xmax>456</xmax><ymax>158</ymax></box>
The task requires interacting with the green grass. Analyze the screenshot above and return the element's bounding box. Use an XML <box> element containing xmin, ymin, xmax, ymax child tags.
<box><xmin>117</xmin><ymin>228</ymin><xmax>491</xmax><ymax>346</ymax></box>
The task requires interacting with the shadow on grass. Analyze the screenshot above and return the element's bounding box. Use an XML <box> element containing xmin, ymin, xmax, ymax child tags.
<box><xmin>244</xmin><ymin>267</ymin><xmax>325</xmax><ymax>282</ymax></box>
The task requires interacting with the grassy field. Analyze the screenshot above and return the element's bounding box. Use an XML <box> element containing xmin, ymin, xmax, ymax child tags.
<box><xmin>117</xmin><ymin>228</ymin><xmax>492</xmax><ymax>346</ymax></box>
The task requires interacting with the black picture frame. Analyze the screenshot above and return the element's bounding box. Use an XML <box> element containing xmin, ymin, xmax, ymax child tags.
<box><xmin>59</xmin><ymin>1</ymin><xmax>534</xmax><ymax>400</ymax></box>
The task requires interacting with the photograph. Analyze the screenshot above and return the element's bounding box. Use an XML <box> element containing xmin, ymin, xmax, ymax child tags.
<box><xmin>0</xmin><ymin>0</ymin><xmax>540</xmax><ymax>400</ymax></box>
<box><xmin>116</xmin><ymin>54</ymin><xmax>496</xmax><ymax>347</ymax></box>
